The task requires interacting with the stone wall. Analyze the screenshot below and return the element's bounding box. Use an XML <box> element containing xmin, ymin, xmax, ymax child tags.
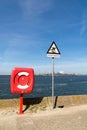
<box><xmin>0</xmin><ymin>95</ymin><xmax>87</xmax><ymax>112</ymax></box>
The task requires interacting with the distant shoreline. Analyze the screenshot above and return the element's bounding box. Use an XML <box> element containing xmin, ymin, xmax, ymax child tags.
<box><xmin>0</xmin><ymin>73</ymin><xmax>87</xmax><ymax>76</ymax></box>
<box><xmin>35</xmin><ymin>73</ymin><xmax>87</xmax><ymax>76</ymax></box>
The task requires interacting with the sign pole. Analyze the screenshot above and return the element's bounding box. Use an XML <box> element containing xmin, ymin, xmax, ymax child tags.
<box><xmin>47</xmin><ymin>41</ymin><xmax>61</xmax><ymax>109</ymax></box>
<box><xmin>19</xmin><ymin>94</ymin><xmax>24</xmax><ymax>114</ymax></box>
<box><xmin>52</xmin><ymin>57</ymin><xmax>54</xmax><ymax>109</ymax></box>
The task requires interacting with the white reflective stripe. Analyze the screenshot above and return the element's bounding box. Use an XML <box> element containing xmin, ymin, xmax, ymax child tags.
<box><xmin>47</xmin><ymin>54</ymin><xmax>60</xmax><ymax>58</ymax></box>
<box><xmin>17</xmin><ymin>84</ymin><xmax>29</xmax><ymax>89</ymax></box>
<box><xmin>18</xmin><ymin>72</ymin><xmax>29</xmax><ymax>76</ymax></box>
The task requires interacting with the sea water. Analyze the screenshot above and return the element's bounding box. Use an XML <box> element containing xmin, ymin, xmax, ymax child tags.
<box><xmin>0</xmin><ymin>75</ymin><xmax>87</xmax><ymax>99</ymax></box>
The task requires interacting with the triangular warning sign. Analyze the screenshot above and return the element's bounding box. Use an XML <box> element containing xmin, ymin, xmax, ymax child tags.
<box><xmin>47</xmin><ymin>41</ymin><xmax>61</xmax><ymax>57</ymax></box>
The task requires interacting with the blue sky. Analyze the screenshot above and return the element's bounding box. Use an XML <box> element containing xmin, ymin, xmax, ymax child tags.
<box><xmin>0</xmin><ymin>0</ymin><xmax>87</xmax><ymax>74</ymax></box>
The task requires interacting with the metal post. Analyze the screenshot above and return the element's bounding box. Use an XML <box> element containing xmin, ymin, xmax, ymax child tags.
<box><xmin>52</xmin><ymin>57</ymin><xmax>54</xmax><ymax>109</ymax></box>
<box><xmin>19</xmin><ymin>94</ymin><xmax>24</xmax><ymax>114</ymax></box>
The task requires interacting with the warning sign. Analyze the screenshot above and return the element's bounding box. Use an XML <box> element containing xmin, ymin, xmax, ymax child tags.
<box><xmin>47</xmin><ymin>41</ymin><xmax>61</xmax><ymax>57</ymax></box>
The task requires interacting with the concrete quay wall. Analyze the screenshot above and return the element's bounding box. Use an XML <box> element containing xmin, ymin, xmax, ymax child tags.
<box><xmin>0</xmin><ymin>95</ymin><xmax>87</xmax><ymax>113</ymax></box>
